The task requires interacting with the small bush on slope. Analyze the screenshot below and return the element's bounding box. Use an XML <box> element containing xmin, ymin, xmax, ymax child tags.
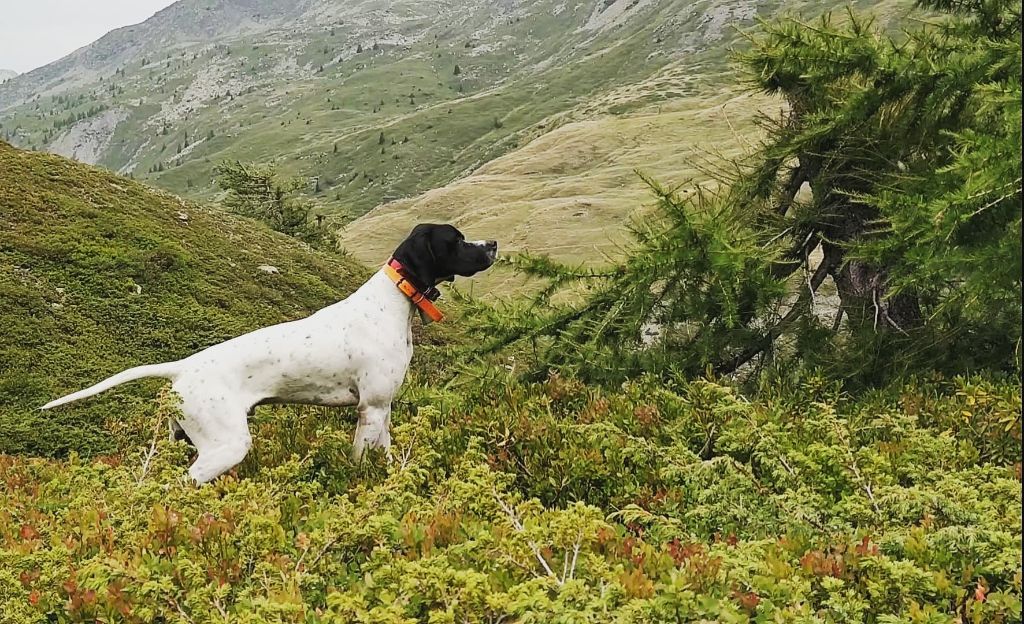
<box><xmin>1</xmin><ymin>374</ymin><xmax>1019</xmax><ymax>623</ymax></box>
<box><xmin>0</xmin><ymin>142</ymin><xmax>367</xmax><ymax>457</ymax></box>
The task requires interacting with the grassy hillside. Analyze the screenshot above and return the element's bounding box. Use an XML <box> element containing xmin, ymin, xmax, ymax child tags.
<box><xmin>1</xmin><ymin>2</ymin><xmax>1017</xmax><ymax>620</ymax></box>
<box><xmin>3</xmin><ymin>0</ymin><xmax>710</xmax><ymax>214</ymax></box>
<box><xmin>0</xmin><ymin>141</ymin><xmax>367</xmax><ymax>457</ymax></box>
<box><xmin>0</xmin><ymin>1</ymin><xmax>917</xmax><ymax>288</ymax></box>
<box><xmin>341</xmin><ymin>90</ymin><xmax>775</xmax><ymax>293</ymax></box>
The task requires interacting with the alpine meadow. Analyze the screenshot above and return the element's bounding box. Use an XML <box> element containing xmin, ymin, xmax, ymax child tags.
<box><xmin>0</xmin><ymin>0</ymin><xmax>1020</xmax><ymax>623</ymax></box>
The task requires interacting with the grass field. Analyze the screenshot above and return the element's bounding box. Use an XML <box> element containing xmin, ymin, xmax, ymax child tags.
<box><xmin>341</xmin><ymin>89</ymin><xmax>777</xmax><ymax>294</ymax></box>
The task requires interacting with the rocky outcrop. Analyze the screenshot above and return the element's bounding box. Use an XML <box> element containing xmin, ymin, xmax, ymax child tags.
<box><xmin>47</xmin><ymin>108</ymin><xmax>129</xmax><ymax>165</ymax></box>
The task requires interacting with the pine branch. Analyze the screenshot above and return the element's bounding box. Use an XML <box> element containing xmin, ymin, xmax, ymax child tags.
<box><xmin>715</xmin><ymin>245</ymin><xmax>837</xmax><ymax>374</ymax></box>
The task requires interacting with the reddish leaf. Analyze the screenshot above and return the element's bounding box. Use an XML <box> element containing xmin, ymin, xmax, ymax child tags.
<box><xmin>19</xmin><ymin>524</ymin><xmax>38</xmax><ymax>541</ymax></box>
<box><xmin>732</xmin><ymin>586</ymin><xmax>761</xmax><ymax>611</ymax></box>
<box><xmin>974</xmin><ymin>581</ymin><xmax>987</xmax><ymax>602</ymax></box>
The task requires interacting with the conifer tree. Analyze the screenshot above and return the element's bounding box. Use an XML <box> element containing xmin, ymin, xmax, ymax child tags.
<box><xmin>214</xmin><ymin>161</ymin><xmax>327</xmax><ymax>247</ymax></box>
<box><xmin>473</xmin><ymin>0</ymin><xmax>1022</xmax><ymax>385</ymax></box>
<box><xmin>736</xmin><ymin>0</ymin><xmax>1022</xmax><ymax>375</ymax></box>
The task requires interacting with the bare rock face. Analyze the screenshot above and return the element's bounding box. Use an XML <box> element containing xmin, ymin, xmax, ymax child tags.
<box><xmin>0</xmin><ymin>70</ymin><xmax>17</xmax><ymax>84</ymax></box>
<box><xmin>48</xmin><ymin>108</ymin><xmax>129</xmax><ymax>165</ymax></box>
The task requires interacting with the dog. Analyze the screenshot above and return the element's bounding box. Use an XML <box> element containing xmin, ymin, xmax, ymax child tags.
<box><xmin>41</xmin><ymin>224</ymin><xmax>497</xmax><ymax>483</ymax></box>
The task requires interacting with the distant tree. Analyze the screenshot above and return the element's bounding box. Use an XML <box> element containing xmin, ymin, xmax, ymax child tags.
<box><xmin>214</xmin><ymin>161</ymin><xmax>331</xmax><ymax>247</ymax></box>
<box><xmin>356</xmin><ymin>43</ymin><xmax>363</xmax><ymax>53</ymax></box>
<box><xmin>453</xmin><ymin>64</ymin><xmax>461</xmax><ymax>75</ymax></box>
<box><xmin>378</xmin><ymin>131</ymin><xmax>386</xmax><ymax>145</ymax></box>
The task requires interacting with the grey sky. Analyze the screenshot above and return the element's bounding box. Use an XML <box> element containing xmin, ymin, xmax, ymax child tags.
<box><xmin>0</xmin><ymin>0</ymin><xmax>178</xmax><ymax>74</ymax></box>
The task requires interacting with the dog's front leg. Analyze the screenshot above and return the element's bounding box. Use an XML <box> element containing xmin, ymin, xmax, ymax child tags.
<box><xmin>352</xmin><ymin>401</ymin><xmax>391</xmax><ymax>460</ymax></box>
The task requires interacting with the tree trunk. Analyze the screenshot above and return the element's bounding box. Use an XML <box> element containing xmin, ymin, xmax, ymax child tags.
<box><xmin>825</xmin><ymin>241</ymin><xmax>922</xmax><ymax>332</ymax></box>
<box><xmin>818</xmin><ymin>194</ymin><xmax>922</xmax><ymax>333</ymax></box>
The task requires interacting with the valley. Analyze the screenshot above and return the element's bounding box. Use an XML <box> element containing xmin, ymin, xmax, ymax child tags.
<box><xmin>0</xmin><ymin>0</ymin><xmax>898</xmax><ymax>269</ymax></box>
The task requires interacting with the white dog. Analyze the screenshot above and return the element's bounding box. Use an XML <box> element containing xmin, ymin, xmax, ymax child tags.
<box><xmin>42</xmin><ymin>224</ymin><xmax>497</xmax><ymax>483</ymax></box>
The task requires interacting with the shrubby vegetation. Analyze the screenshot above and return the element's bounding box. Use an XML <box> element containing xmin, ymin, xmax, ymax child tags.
<box><xmin>1</xmin><ymin>372</ymin><xmax>1020</xmax><ymax>622</ymax></box>
<box><xmin>214</xmin><ymin>161</ymin><xmax>336</xmax><ymax>248</ymax></box>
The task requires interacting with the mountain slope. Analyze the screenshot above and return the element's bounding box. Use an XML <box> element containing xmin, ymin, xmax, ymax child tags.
<box><xmin>342</xmin><ymin>90</ymin><xmax>775</xmax><ymax>292</ymax></box>
<box><xmin>0</xmin><ymin>0</ymin><xmax>890</xmax><ymax>221</ymax></box>
<box><xmin>0</xmin><ymin>141</ymin><xmax>366</xmax><ymax>457</ymax></box>
<box><xmin>0</xmin><ymin>0</ymin><xmax>312</xmax><ymax>111</ymax></box>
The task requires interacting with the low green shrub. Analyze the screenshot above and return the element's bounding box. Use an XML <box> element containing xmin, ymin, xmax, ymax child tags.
<box><xmin>1</xmin><ymin>374</ymin><xmax>1019</xmax><ymax>623</ymax></box>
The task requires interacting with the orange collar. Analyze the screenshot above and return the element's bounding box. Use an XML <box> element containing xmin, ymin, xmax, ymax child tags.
<box><xmin>383</xmin><ymin>259</ymin><xmax>444</xmax><ymax>323</ymax></box>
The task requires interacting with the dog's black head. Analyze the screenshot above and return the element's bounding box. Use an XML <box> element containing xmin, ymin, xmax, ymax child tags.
<box><xmin>391</xmin><ymin>223</ymin><xmax>497</xmax><ymax>288</ymax></box>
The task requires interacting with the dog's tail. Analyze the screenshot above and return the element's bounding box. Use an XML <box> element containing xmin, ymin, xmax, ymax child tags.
<box><xmin>40</xmin><ymin>361</ymin><xmax>182</xmax><ymax>410</ymax></box>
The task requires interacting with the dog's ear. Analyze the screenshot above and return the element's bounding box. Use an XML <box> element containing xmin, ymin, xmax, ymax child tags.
<box><xmin>392</xmin><ymin>225</ymin><xmax>441</xmax><ymax>287</ymax></box>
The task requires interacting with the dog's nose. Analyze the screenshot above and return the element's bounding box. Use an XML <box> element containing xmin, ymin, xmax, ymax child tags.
<box><xmin>486</xmin><ymin>240</ymin><xmax>498</xmax><ymax>250</ymax></box>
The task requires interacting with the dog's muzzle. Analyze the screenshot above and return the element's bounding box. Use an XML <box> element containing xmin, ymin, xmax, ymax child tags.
<box><xmin>474</xmin><ymin>240</ymin><xmax>499</xmax><ymax>263</ymax></box>
<box><xmin>485</xmin><ymin>240</ymin><xmax>498</xmax><ymax>262</ymax></box>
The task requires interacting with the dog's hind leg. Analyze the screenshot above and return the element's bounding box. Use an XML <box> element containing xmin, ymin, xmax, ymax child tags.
<box><xmin>189</xmin><ymin>437</ymin><xmax>251</xmax><ymax>483</ymax></box>
<box><xmin>175</xmin><ymin>391</ymin><xmax>253</xmax><ymax>484</ymax></box>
